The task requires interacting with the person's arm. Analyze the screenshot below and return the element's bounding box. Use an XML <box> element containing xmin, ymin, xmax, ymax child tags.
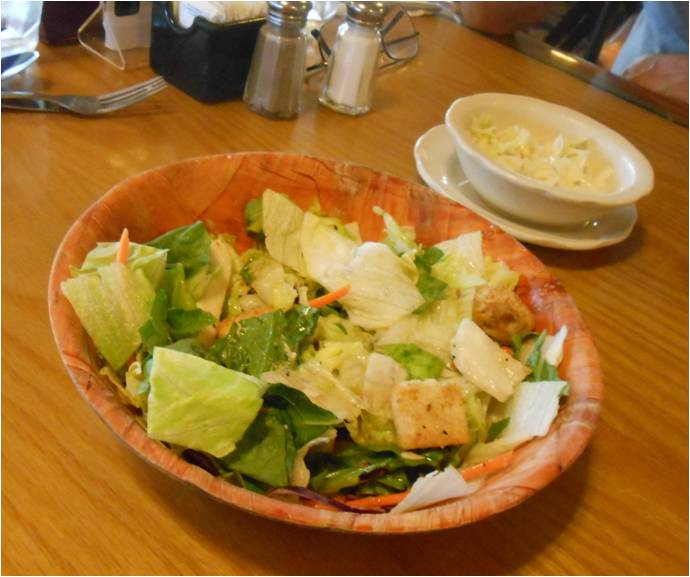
<box><xmin>623</xmin><ymin>53</ymin><xmax>689</xmax><ymax>104</ymax></box>
<box><xmin>457</xmin><ymin>2</ymin><xmax>552</xmax><ymax>35</ymax></box>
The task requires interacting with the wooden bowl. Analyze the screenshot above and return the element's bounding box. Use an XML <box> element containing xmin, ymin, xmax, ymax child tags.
<box><xmin>48</xmin><ymin>153</ymin><xmax>602</xmax><ymax>533</ymax></box>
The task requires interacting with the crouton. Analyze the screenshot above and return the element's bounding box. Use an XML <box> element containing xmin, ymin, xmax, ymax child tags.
<box><xmin>473</xmin><ymin>284</ymin><xmax>535</xmax><ymax>344</ymax></box>
<box><xmin>391</xmin><ymin>379</ymin><xmax>470</xmax><ymax>450</ymax></box>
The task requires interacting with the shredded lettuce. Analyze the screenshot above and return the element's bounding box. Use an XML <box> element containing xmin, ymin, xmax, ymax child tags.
<box><xmin>346</xmin><ymin>411</ymin><xmax>398</xmax><ymax>448</ymax></box>
<box><xmin>315</xmin><ymin>315</ymin><xmax>375</xmax><ymax>345</ymax></box>
<box><xmin>500</xmin><ymin>380</ymin><xmax>565</xmax><ymax>441</ymax></box>
<box><xmin>413</xmin><ymin>246</ymin><xmax>447</xmax><ymax>314</ymax></box>
<box><xmin>195</xmin><ymin>236</ymin><xmax>237</xmax><ymax>320</ymax></box>
<box><xmin>73</xmin><ymin>242</ymin><xmax>168</xmax><ymax>288</ymax></box>
<box><xmin>341</xmin><ymin>242</ymin><xmax>425</xmax><ymax>330</ymax></box>
<box><xmin>291</xmin><ymin>429</ymin><xmax>337</xmax><ymax>487</ymax></box>
<box><xmin>313</xmin><ymin>340</ymin><xmax>370</xmax><ymax>395</ymax></box>
<box><xmin>244</xmin><ymin>198</ymin><xmax>263</xmax><ymax>235</ymax></box>
<box><xmin>378</xmin><ymin>344</ymin><xmax>444</xmax><ymax>380</ymax></box>
<box><xmin>361</xmin><ymin>352</ymin><xmax>407</xmax><ymax>418</ymax></box>
<box><xmin>452</xmin><ymin>318</ymin><xmax>530</xmax><ymax>401</ymax></box>
<box><xmin>372</xmin><ymin>206</ymin><xmax>416</xmax><ymax>256</ymax></box>
<box><xmin>300</xmin><ymin>211</ymin><xmax>357</xmax><ymax>291</ymax></box>
<box><xmin>246</xmin><ymin>254</ymin><xmax>298</xmax><ymax>311</ymax></box>
<box><xmin>262</xmin><ymin>359</ymin><xmax>362</xmax><ymax>421</ymax></box>
<box><xmin>432</xmin><ymin>232</ymin><xmax>486</xmax><ymax>290</ymax></box>
<box><xmin>262</xmin><ymin>189</ymin><xmax>305</xmax><ymax>274</ymax></box>
<box><xmin>483</xmin><ymin>256</ymin><xmax>520</xmax><ymax>291</ymax></box>
<box><xmin>390</xmin><ymin>466</ymin><xmax>481</xmax><ymax>514</ymax></box>
<box><xmin>377</xmin><ymin>296</ymin><xmax>473</xmax><ymax>363</ymax></box>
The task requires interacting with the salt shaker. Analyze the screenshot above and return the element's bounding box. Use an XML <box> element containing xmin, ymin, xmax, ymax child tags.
<box><xmin>318</xmin><ymin>1</ymin><xmax>385</xmax><ymax>116</ymax></box>
<box><xmin>243</xmin><ymin>1</ymin><xmax>312</xmax><ymax>119</ymax></box>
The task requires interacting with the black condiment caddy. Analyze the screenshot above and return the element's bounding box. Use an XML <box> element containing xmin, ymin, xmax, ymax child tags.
<box><xmin>149</xmin><ymin>2</ymin><xmax>265</xmax><ymax>103</ymax></box>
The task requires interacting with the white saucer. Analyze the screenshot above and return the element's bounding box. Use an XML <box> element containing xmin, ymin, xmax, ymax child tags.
<box><xmin>414</xmin><ymin>125</ymin><xmax>638</xmax><ymax>250</ymax></box>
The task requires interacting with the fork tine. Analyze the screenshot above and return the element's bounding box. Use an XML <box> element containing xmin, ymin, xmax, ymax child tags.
<box><xmin>98</xmin><ymin>78</ymin><xmax>168</xmax><ymax>107</ymax></box>
<box><xmin>96</xmin><ymin>76</ymin><xmax>167</xmax><ymax>103</ymax></box>
<box><xmin>97</xmin><ymin>82</ymin><xmax>168</xmax><ymax>113</ymax></box>
<box><xmin>97</xmin><ymin>77</ymin><xmax>167</xmax><ymax>104</ymax></box>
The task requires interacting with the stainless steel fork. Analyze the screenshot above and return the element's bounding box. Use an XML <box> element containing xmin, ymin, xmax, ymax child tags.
<box><xmin>1</xmin><ymin>75</ymin><xmax>168</xmax><ymax>115</ymax></box>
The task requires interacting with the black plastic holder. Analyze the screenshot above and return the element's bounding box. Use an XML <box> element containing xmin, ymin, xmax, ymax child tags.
<box><xmin>150</xmin><ymin>2</ymin><xmax>264</xmax><ymax>103</ymax></box>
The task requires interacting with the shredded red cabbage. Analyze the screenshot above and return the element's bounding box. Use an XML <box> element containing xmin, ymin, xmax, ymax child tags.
<box><xmin>268</xmin><ymin>487</ymin><xmax>384</xmax><ymax>514</ymax></box>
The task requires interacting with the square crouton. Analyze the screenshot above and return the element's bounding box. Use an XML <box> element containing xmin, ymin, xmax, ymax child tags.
<box><xmin>391</xmin><ymin>379</ymin><xmax>470</xmax><ymax>450</ymax></box>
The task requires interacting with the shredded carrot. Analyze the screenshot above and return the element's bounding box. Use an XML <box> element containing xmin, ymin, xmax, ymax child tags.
<box><xmin>343</xmin><ymin>491</ymin><xmax>410</xmax><ymax>509</ymax></box>
<box><xmin>308</xmin><ymin>285</ymin><xmax>350</xmax><ymax>308</ymax></box>
<box><xmin>335</xmin><ymin>452</ymin><xmax>515</xmax><ymax>511</ymax></box>
<box><xmin>303</xmin><ymin>500</ymin><xmax>342</xmax><ymax>512</ymax></box>
<box><xmin>116</xmin><ymin>228</ymin><xmax>130</xmax><ymax>264</ymax></box>
<box><xmin>461</xmin><ymin>450</ymin><xmax>514</xmax><ymax>481</ymax></box>
<box><xmin>216</xmin><ymin>306</ymin><xmax>274</xmax><ymax>338</ymax></box>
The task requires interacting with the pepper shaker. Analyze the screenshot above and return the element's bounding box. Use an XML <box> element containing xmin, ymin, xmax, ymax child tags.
<box><xmin>243</xmin><ymin>1</ymin><xmax>312</xmax><ymax>119</ymax></box>
<box><xmin>318</xmin><ymin>1</ymin><xmax>385</xmax><ymax>116</ymax></box>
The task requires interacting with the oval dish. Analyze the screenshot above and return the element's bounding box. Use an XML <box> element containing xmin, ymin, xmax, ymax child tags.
<box><xmin>48</xmin><ymin>153</ymin><xmax>602</xmax><ymax>533</ymax></box>
<box><xmin>446</xmin><ymin>93</ymin><xmax>653</xmax><ymax>227</ymax></box>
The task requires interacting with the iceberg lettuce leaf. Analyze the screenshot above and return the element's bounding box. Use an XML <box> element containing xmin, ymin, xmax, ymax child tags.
<box><xmin>195</xmin><ymin>236</ymin><xmax>237</xmax><ymax>320</ymax></box>
<box><xmin>74</xmin><ymin>242</ymin><xmax>168</xmax><ymax>288</ymax></box>
<box><xmin>377</xmin><ymin>295</ymin><xmax>472</xmax><ymax>363</ymax></box>
<box><xmin>301</xmin><ymin>211</ymin><xmax>358</xmax><ymax>291</ymax></box>
<box><xmin>452</xmin><ymin>318</ymin><xmax>530</xmax><ymax>401</ymax></box>
<box><xmin>390</xmin><ymin>466</ymin><xmax>481</xmax><ymax>514</ymax></box>
<box><xmin>147</xmin><ymin>348</ymin><xmax>265</xmax><ymax>457</ymax></box>
<box><xmin>432</xmin><ymin>232</ymin><xmax>486</xmax><ymax>290</ymax></box>
<box><xmin>262</xmin><ymin>359</ymin><xmax>362</xmax><ymax>421</ymax></box>
<box><xmin>247</xmin><ymin>253</ymin><xmax>298</xmax><ymax>311</ymax></box>
<box><xmin>341</xmin><ymin>243</ymin><xmax>425</xmax><ymax>330</ymax></box>
<box><xmin>372</xmin><ymin>206</ymin><xmax>416</xmax><ymax>255</ymax></box>
<box><xmin>61</xmin><ymin>263</ymin><xmax>155</xmax><ymax>370</ymax></box>
<box><xmin>262</xmin><ymin>189</ymin><xmax>306</xmax><ymax>274</ymax></box>
<box><xmin>361</xmin><ymin>352</ymin><xmax>407</xmax><ymax>418</ymax></box>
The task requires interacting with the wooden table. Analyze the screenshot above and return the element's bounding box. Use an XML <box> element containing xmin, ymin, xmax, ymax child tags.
<box><xmin>3</xmin><ymin>16</ymin><xmax>688</xmax><ymax>576</ymax></box>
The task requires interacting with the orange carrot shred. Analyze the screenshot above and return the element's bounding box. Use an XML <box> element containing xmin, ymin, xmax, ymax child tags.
<box><xmin>344</xmin><ymin>491</ymin><xmax>410</xmax><ymax>509</ymax></box>
<box><xmin>116</xmin><ymin>228</ymin><xmax>130</xmax><ymax>264</ymax></box>
<box><xmin>461</xmin><ymin>450</ymin><xmax>514</xmax><ymax>481</ymax></box>
<box><xmin>216</xmin><ymin>306</ymin><xmax>274</xmax><ymax>338</ymax></box>
<box><xmin>308</xmin><ymin>285</ymin><xmax>350</xmax><ymax>308</ymax></box>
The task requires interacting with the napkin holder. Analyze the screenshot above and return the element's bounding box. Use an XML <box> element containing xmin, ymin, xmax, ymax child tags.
<box><xmin>149</xmin><ymin>2</ymin><xmax>264</xmax><ymax>103</ymax></box>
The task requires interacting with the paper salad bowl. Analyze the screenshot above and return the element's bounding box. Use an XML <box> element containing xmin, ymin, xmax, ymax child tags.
<box><xmin>48</xmin><ymin>153</ymin><xmax>602</xmax><ymax>533</ymax></box>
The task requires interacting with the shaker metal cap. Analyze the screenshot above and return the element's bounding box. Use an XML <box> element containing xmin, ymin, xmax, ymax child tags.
<box><xmin>267</xmin><ymin>1</ymin><xmax>312</xmax><ymax>23</ymax></box>
<box><xmin>346</xmin><ymin>1</ymin><xmax>386</xmax><ymax>26</ymax></box>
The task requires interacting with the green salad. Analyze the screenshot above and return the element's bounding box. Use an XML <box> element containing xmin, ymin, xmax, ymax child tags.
<box><xmin>62</xmin><ymin>189</ymin><xmax>569</xmax><ymax>514</ymax></box>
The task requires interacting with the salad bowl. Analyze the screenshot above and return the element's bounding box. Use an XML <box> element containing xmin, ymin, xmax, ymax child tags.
<box><xmin>48</xmin><ymin>152</ymin><xmax>602</xmax><ymax>533</ymax></box>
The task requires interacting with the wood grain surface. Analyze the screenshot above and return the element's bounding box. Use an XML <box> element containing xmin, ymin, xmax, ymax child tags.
<box><xmin>3</xmin><ymin>16</ymin><xmax>688</xmax><ymax>575</ymax></box>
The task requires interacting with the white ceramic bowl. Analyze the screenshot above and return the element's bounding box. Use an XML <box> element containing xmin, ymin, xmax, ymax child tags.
<box><xmin>445</xmin><ymin>93</ymin><xmax>654</xmax><ymax>227</ymax></box>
